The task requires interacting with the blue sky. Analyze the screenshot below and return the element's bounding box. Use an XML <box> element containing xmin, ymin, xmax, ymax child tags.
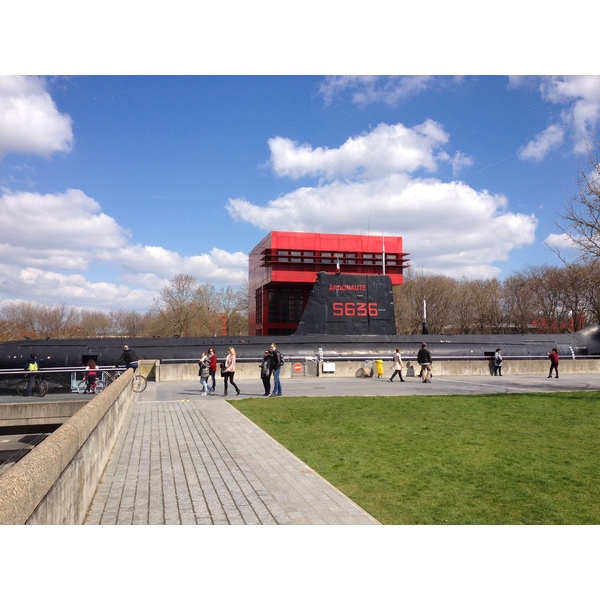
<box><xmin>1</xmin><ymin>5</ymin><xmax>599</xmax><ymax>314</ymax></box>
<box><xmin>2</xmin><ymin>74</ymin><xmax>598</xmax><ymax>314</ymax></box>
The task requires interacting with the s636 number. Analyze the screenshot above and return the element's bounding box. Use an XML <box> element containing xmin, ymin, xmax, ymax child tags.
<box><xmin>332</xmin><ymin>302</ymin><xmax>378</xmax><ymax>317</ymax></box>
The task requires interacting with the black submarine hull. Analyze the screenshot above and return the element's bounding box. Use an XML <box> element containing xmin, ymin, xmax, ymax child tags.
<box><xmin>1</xmin><ymin>272</ymin><xmax>599</xmax><ymax>369</ymax></box>
<box><xmin>1</xmin><ymin>329</ymin><xmax>599</xmax><ymax>371</ymax></box>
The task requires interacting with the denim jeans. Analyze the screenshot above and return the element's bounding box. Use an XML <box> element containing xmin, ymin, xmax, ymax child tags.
<box><xmin>272</xmin><ymin>367</ymin><xmax>282</xmax><ymax>395</ymax></box>
<box><xmin>200</xmin><ymin>376</ymin><xmax>210</xmax><ymax>393</ymax></box>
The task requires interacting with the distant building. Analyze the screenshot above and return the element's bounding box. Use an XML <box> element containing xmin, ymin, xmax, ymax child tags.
<box><xmin>248</xmin><ymin>231</ymin><xmax>409</xmax><ymax>336</ymax></box>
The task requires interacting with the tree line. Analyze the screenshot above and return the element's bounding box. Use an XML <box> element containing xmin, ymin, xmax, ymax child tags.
<box><xmin>0</xmin><ymin>274</ymin><xmax>248</xmax><ymax>342</ymax></box>
<box><xmin>394</xmin><ymin>262</ymin><xmax>600</xmax><ymax>335</ymax></box>
<box><xmin>1</xmin><ymin>262</ymin><xmax>599</xmax><ymax>342</ymax></box>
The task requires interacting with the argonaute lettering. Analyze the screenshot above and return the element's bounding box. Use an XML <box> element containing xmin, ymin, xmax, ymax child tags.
<box><xmin>328</xmin><ymin>284</ymin><xmax>366</xmax><ymax>291</ymax></box>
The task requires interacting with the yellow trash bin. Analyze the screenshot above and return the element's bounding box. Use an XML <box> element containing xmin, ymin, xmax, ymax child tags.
<box><xmin>375</xmin><ymin>359</ymin><xmax>384</xmax><ymax>378</ymax></box>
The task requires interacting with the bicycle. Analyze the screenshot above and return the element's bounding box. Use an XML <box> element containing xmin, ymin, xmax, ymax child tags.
<box><xmin>77</xmin><ymin>378</ymin><xmax>106</xmax><ymax>395</ymax></box>
<box><xmin>104</xmin><ymin>369</ymin><xmax>147</xmax><ymax>393</ymax></box>
<box><xmin>16</xmin><ymin>374</ymin><xmax>48</xmax><ymax>397</ymax></box>
<box><xmin>132</xmin><ymin>373</ymin><xmax>147</xmax><ymax>392</ymax></box>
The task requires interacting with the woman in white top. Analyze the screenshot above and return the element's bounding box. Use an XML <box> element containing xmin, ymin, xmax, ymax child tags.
<box><xmin>389</xmin><ymin>347</ymin><xmax>405</xmax><ymax>382</ymax></box>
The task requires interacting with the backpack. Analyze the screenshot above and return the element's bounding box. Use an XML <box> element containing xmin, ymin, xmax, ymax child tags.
<box><xmin>278</xmin><ymin>352</ymin><xmax>285</xmax><ymax>368</ymax></box>
<box><xmin>27</xmin><ymin>361</ymin><xmax>38</xmax><ymax>371</ymax></box>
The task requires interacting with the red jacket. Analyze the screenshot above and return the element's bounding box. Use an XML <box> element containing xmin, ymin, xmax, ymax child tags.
<box><xmin>209</xmin><ymin>353</ymin><xmax>217</xmax><ymax>371</ymax></box>
<box><xmin>548</xmin><ymin>350</ymin><xmax>559</xmax><ymax>364</ymax></box>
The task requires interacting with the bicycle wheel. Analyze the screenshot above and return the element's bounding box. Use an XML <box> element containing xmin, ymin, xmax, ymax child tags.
<box><xmin>36</xmin><ymin>380</ymin><xmax>48</xmax><ymax>397</ymax></box>
<box><xmin>132</xmin><ymin>375</ymin><xmax>147</xmax><ymax>392</ymax></box>
<box><xmin>16</xmin><ymin>380</ymin><xmax>27</xmax><ymax>396</ymax></box>
<box><xmin>77</xmin><ymin>380</ymin><xmax>88</xmax><ymax>394</ymax></box>
<box><xmin>95</xmin><ymin>380</ymin><xmax>105</xmax><ymax>393</ymax></box>
<box><xmin>104</xmin><ymin>372</ymin><xmax>118</xmax><ymax>386</ymax></box>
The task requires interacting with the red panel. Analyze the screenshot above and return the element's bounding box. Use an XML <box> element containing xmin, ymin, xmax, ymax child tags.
<box><xmin>248</xmin><ymin>231</ymin><xmax>408</xmax><ymax>335</ymax></box>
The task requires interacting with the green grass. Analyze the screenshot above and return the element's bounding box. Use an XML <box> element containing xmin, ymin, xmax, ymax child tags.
<box><xmin>231</xmin><ymin>393</ymin><xmax>600</xmax><ymax>524</ymax></box>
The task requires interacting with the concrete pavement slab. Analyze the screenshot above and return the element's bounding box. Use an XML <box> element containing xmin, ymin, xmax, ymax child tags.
<box><xmin>84</xmin><ymin>373</ymin><xmax>600</xmax><ymax>525</ymax></box>
<box><xmin>84</xmin><ymin>380</ymin><xmax>379</xmax><ymax>525</ymax></box>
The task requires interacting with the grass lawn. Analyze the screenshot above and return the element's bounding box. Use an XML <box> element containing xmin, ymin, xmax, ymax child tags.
<box><xmin>231</xmin><ymin>392</ymin><xmax>600</xmax><ymax>524</ymax></box>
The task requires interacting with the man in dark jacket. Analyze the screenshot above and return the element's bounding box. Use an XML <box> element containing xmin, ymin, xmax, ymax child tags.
<box><xmin>417</xmin><ymin>343</ymin><xmax>432</xmax><ymax>383</ymax></box>
<box><xmin>269</xmin><ymin>342</ymin><xmax>283</xmax><ymax>397</ymax></box>
<box><xmin>115</xmin><ymin>345</ymin><xmax>139</xmax><ymax>370</ymax></box>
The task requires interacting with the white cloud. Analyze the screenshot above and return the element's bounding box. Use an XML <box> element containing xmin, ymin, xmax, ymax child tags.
<box><xmin>0</xmin><ymin>264</ymin><xmax>145</xmax><ymax>312</ymax></box>
<box><xmin>518</xmin><ymin>124</ymin><xmax>565</xmax><ymax>162</ymax></box>
<box><xmin>449</xmin><ymin>151</ymin><xmax>474</xmax><ymax>176</ymax></box>
<box><xmin>229</xmin><ymin>119</ymin><xmax>536</xmax><ymax>279</ymax></box>
<box><xmin>544</xmin><ymin>232</ymin><xmax>578</xmax><ymax>250</ymax></box>
<box><xmin>228</xmin><ymin>173</ymin><xmax>537</xmax><ymax>277</ymax></box>
<box><xmin>269</xmin><ymin>120</ymin><xmax>451</xmax><ymax>180</ymax></box>
<box><xmin>516</xmin><ymin>75</ymin><xmax>600</xmax><ymax>160</ymax></box>
<box><xmin>0</xmin><ymin>188</ymin><xmax>249</xmax><ymax>311</ymax></box>
<box><xmin>0</xmin><ymin>76</ymin><xmax>73</xmax><ymax>160</ymax></box>
<box><xmin>541</xmin><ymin>76</ymin><xmax>600</xmax><ymax>148</ymax></box>
<box><xmin>318</xmin><ymin>75</ymin><xmax>437</xmax><ymax>105</ymax></box>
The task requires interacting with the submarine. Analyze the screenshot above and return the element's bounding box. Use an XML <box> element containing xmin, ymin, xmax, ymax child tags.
<box><xmin>1</xmin><ymin>271</ymin><xmax>600</xmax><ymax>370</ymax></box>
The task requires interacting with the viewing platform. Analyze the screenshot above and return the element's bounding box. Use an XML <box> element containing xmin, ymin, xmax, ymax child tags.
<box><xmin>2</xmin><ymin>371</ymin><xmax>600</xmax><ymax>525</ymax></box>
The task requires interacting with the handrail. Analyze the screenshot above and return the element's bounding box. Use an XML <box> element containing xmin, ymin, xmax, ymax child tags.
<box><xmin>0</xmin><ymin>367</ymin><xmax>127</xmax><ymax>375</ymax></box>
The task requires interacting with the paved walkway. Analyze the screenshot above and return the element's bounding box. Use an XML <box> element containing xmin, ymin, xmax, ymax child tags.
<box><xmin>84</xmin><ymin>380</ymin><xmax>379</xmax><ymax>525</ymax></box>
<box><xmin>84</xmin><ymin>373</ymin><xmax>600</xmax><ymax>525</ymax></box>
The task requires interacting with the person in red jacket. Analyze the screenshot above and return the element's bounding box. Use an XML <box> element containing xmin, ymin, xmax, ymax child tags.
<box><xmin>548</xmin><ymin>347</ymin><xmax>559</xmax><ymax>379</ymax></box>
<box><xmin>208</xmin><ymin>348</ymin><xmax>217</xmax><ymax>392</ymax></box>
<box><xmin>84</xmin><ymin>358</ymin><xmax>99</xmax><ymax>393</ymax></box>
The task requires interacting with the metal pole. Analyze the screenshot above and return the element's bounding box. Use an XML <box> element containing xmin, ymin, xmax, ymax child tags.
<box><xmin>382</xmin><ymin>233</ymin><xmax>386</xmax><ymax>276</ymax></box>
<box><xmin>422</xmin><ymin>299</ymin><xmax>429</xmax><ymax>335</ymax></box>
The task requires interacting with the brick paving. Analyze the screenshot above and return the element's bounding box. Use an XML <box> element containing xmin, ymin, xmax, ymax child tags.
<box><xmin>84</xmin><ymin>381</ymin><xmax>379</xmax><ymax>525</ymax></box>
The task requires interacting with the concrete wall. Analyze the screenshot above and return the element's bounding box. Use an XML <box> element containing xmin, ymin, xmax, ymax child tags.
<box><xmin>0</xmin><ymin>369</ymin><xmax>134</xmax><ymax>525</ymax></box>
<box><xmin>0</xmin><ymin>399</ymin><xmax>90</xmax><ymax>428</ymax></box>
<box><xmin>154</xmin><ymin>358</ymin><xmax>600</xmax><ymax>381</ymax></box>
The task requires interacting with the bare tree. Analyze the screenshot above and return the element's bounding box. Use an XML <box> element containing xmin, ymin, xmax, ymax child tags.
<box><xmin>77</xmin><ymin>310</ymin><xmax>114</xmax><ymax>337</ymax></box>
<box><xmin>577</xmin><ymin>258</ymin><xmax>600</xmax><ymax>326</ymax></box>
<box><xmin>195</xmin><ymin>283</ymin><xmax>221</xmax><ymax>335</ymax></box>
<box><xmin>393</xmin><ymin>271</ymin><xmax>458</xmax><ymax>334</ymax></box>
<box><xmin>109</xmin><ymin>310</ymin><xmax>146</xmax><ymax>337</ymax></box>
<box><xmin>555</xmin><ymin>141</ymin><xmax>600</xmax><ymax>262</ymax></box>
<box><xmin>454</xmin><ymin>278</ymin><xmax>505</xmax><ymax>334</ymax></box>
<box><xmin>217</xmin><ymin>286</ymin><xmax>248</xmax><ymax>336</ymax></box>
<box><xmin>151</xmin><ymin>274</ymin><xmax>203</xmax><ymax>337</ymax></box>
<box><xmin>522</xmin><ymin>265</ymin><xmax>570</xmax><ymax>333</ymax></box>
<box><xmin>501</xmin><ymin>273</ymin><xmax>536</xmax><ymax>333</ymax></box>
<box><xmin>475</xmin><ymin>278</ymin><xmax>506</xmax><ymax>334</ymax></box>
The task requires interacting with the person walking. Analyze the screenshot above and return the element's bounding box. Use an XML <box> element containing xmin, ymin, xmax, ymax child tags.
<box><xmin>208</xmin><ymin>348</ymin><xmax>217</xmax><ymax>392</ymax></box>
<box><xmin>389</xmin><ymin>347</ymin><xmax>405</xmax><ymax>382</ymax></box>
<box><xmin>548</xmin><ymin>347</ymin><xmax>559</xmax><ymax>378</ymax></box>
<box><xmin>199</xmin><ymin>351</ymin><xmax>211</xmax><ymax>395</ymax></box>
<box><xmin>260</xmin><ymin>350</ymin><xmax>272</xmax><ymax>396</ymax></box>
<box><xmin>269</xmin><ymin>342</ymin><xmax>283</xmax><ymax>397</ymax></box>
<box><xmin>417</xmin><ymin>343</ymin><xmax>432</xmax><ymax>383</ymax></box>
<box><xmin>494</xmin><ymin>348</ymin><xmax>503</xmax><ymax>376</ymax></box>
<box><xmin>223</xmin><ymin>347</ymin><xmax>240</xmax><ymax>396</ymax></box>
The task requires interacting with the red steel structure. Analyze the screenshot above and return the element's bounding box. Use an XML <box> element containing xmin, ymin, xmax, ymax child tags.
<box><xmin>248</xmin><ymin>231</ymin><xmax>409</xmax><ymax>336</ymax></box>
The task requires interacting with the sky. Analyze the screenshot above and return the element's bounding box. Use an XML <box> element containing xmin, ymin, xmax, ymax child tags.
<box><xmin>2</xmin><ymin>8</ymin><xmax>599</xmax><ymax>316</ymax></box>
